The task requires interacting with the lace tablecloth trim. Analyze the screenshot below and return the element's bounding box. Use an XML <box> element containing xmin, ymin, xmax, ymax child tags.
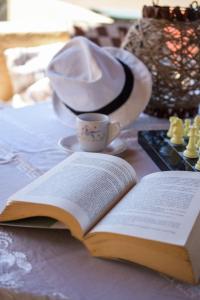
<box><xmin>0</xmin><ymin>231</ymin><xmax>32</xmax><ymax>289</ymax></box>
<box><xmin>0</xmin><ymin>143</ymin><xmax>43</xmax><ymax>179</ymax></box>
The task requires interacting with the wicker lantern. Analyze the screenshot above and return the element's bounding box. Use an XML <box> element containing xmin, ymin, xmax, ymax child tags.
<box><xmin>122</xmin><ymin>1</ymin><xmax>200</xmax><ymax>118</ymax></box>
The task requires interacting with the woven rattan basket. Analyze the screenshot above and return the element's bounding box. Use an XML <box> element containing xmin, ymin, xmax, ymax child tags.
<box><xmin>122</xmin><ymin>2</ymin><xmax>200</xmax><ymax>118</ymax></box>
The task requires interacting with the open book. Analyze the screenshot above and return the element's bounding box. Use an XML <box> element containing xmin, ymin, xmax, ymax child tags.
<box><xmin>1</xmin><ymin>152</ymin><xmax>200</xmax><ymax>284</ymax></box>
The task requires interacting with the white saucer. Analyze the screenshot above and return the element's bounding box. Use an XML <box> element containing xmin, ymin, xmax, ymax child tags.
<box><xmin>58</xmin><ymin>135</ymin><xmax>127</xmax><ymax>156</ymax></box>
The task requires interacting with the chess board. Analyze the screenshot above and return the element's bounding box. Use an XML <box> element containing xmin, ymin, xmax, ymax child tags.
<box><xmin>138</xmin><ymin>130</ymin><xmax>199</xmax><ymax>172</ymax></box>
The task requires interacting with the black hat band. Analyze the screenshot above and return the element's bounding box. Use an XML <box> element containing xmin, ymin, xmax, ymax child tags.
<box><xmin>60</xmin><ymin>59</ymin><xmax>134</xmax><ymax>115</ymax></box>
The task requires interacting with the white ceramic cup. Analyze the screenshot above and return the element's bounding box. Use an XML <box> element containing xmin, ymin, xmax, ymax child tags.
<box><xmin>76</xmin><ymin>113</ymin><xmax>120</xmax><ymax>152</ymax></box>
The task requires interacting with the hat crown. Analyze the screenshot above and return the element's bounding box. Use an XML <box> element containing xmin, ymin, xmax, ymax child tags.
<box><xmin>48</xmin><ymin>36</ymin><xmax>124</xmax><ymax>84</ymax></box>
<box><xmin>47</xmin><ymin>36</ymin><xmax>152</xmax><ymax>128</ymax></box>
<box><xmin>47</xmin><ymin>36</ymin><xmax>125</xmax><ymax>111</ymax></box>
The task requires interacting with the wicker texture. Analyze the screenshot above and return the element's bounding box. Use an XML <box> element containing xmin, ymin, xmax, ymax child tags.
<box><xmin>122</xmin><ymin>10</ymin><xmax>200</xmax><ymax>118</ymax></box>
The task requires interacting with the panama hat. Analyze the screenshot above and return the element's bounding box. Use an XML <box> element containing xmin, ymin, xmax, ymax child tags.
<box><xmin>47</xmin><ymin>36</ymin><xmax>152</xmax><ymax>128</ymax></box>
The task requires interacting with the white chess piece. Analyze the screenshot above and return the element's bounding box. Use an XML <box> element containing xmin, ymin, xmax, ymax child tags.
<box><xmin>183</xmin><ymin>127</ymin><xmax>198</xmax><ymax>158</ymax></box>
<box><xmin>183</xmin><ymin>119</ymin><xmax>191</xmax><ymax>137</ymax></box>
<box><xmin>194</xmin><ymin>115</ymin><xmax>200</xmax><ymax>130</ymax></box>
<box><xmin>170</xmin><ymin>118</ymin><xmax>184</xmax><ymax>145</ymax></box>
<box><xmin>167</xmin><ymin>116</ymin><xmax>177</xmax><ymax>138</ymax></box>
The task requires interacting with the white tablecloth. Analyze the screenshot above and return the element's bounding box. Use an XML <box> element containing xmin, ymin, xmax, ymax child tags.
<box><xmin>0</xmin><ymin>101</ymin><xmax>199</xmax><ymax>300</ymax></box>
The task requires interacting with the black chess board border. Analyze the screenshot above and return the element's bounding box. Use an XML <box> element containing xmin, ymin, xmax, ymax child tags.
<box><xmin>138</xmin><ymin>130</ymin><xmax>198</xmax><ymax>172</ymax></box>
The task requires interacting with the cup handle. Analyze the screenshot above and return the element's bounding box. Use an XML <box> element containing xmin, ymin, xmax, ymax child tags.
<box><xmin>107</xmin><ymin>122</ymin><xmax>121</xmax><ymax>144</ymax></box>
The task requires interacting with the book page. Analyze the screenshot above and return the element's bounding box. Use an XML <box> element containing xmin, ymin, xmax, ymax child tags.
<box><xmin>7</xmin><ymin>152</ymin><xmax>137</xmax><ymax>234</ymax></box>
<box><xmin>91</xmin><ymin>171</ymin><xmax>200</xmax><ymax>245</ymax></box>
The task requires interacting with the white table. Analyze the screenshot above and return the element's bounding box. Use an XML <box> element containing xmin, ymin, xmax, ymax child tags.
<box><xmin>0</xmin><ymin>101</ymin><xmax>199</xmax><ymax>300</ymax></box>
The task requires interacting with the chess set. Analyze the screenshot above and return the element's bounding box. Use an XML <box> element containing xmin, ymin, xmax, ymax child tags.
<box><xmin>138</xmin><ymin>115</ymin><xmax>200</xmax><ymax>172</ymax></box>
